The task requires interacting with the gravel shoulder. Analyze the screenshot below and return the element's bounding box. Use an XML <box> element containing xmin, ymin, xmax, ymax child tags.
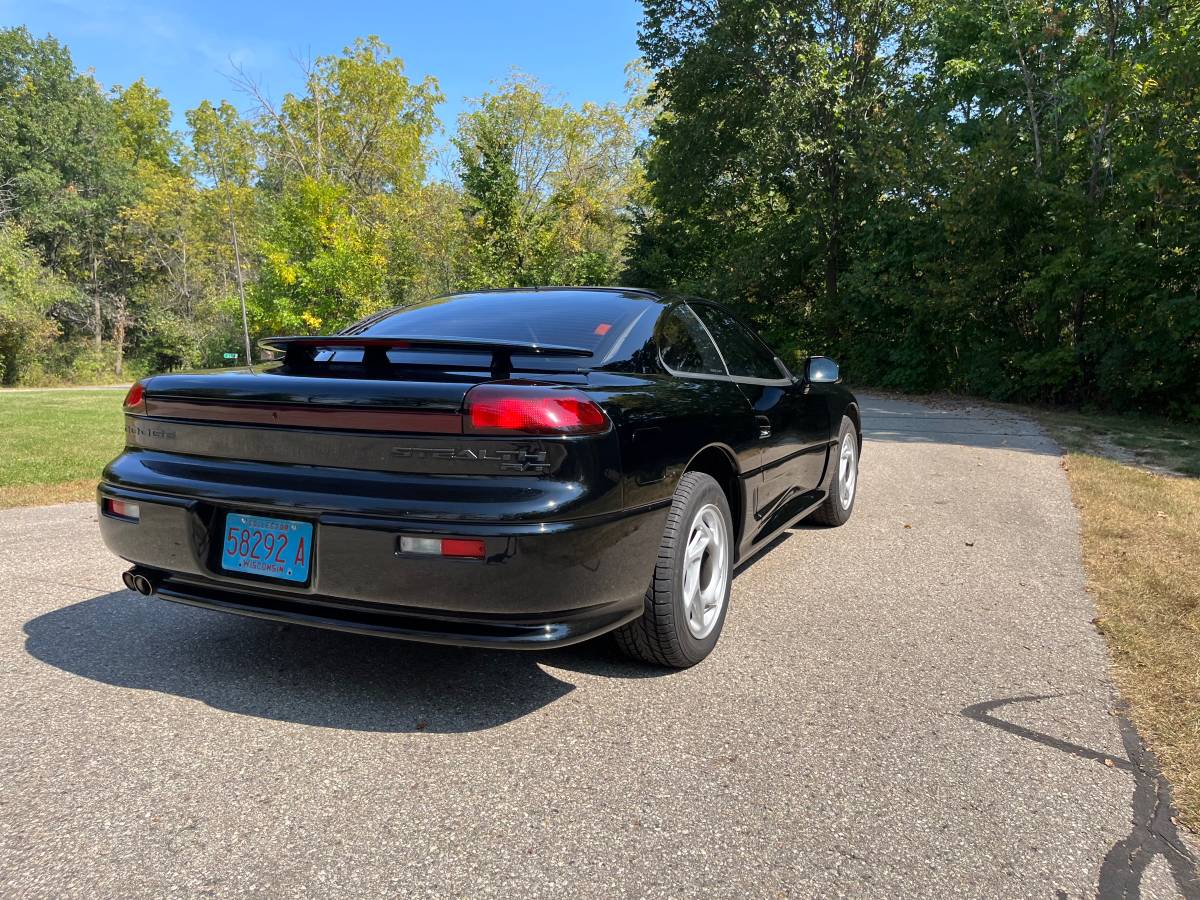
<box><xmin>0</xmin><ymin>393</ymin><xmax>1195</xmax><ymax>898</ymax></box>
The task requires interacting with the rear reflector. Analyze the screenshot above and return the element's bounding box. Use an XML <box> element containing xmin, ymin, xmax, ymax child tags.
<box><xmin>441</xmin><ymin>538</ymin><xmax>486</xmax><ymax>558</ymax></box>
<box><xmin>104</xmin><ymin>498</ymin><xmax>140</xmax><ymax>521</ymax></box>
<box><xmin>464</xmin><ymin>383</ymin><xmax>609</xmax><ymax>435</ymax></box>
<box><xmin>399</xmin><ymin>536</ymin><xmax>486</xmax><ymax>559</ymax></box>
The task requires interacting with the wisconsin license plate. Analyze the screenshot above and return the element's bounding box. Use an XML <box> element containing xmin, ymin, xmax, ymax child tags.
<box><xmin>220</xmin><ymin>513</ymin><xmax>313</xmax><ymax>583</ymax></box>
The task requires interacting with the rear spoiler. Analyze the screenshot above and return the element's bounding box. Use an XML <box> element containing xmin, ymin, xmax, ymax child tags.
<box><xmin>258</xmin><ymin>335</ymin><xmax>594</xmax><ymax>379</ymax></box>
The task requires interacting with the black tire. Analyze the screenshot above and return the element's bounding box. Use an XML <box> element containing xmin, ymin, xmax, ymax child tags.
<box><xmin>807</xmin><ymin>415</ymin><xmax>859</xmax><ymax>527</ymax></box>
<box><xmin>614</xmin><ymin>471</ymin><xmax>734</xmax><ymax>668</ymax></box>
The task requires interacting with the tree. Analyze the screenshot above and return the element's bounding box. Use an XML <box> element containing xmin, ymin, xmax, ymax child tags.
<box><xmin>187</xmin><ymin>99</ymin><xmax>257</xmax><ymax>363</ymax></box>
<box><xmin>454</xmin><ymin>74</ymin><xmax>639</xmax><ymax>287</ymax></box>
<box><xmin>237</xmin><ymin>36</ymin><xmax>442</xmax><ymax>201</ymax></box>
<box><xmin>633</xmin><ymin>0</ymin><xmax>918</xmax><ymax>327</ymax></box>
<box><xmin>251</xmin><ymin>177</ymin><xmax>391</xmax><ymax>335</ymax></box>
<box><xmin>394</xmin><ymin>181</ymin><xmax>473</xmax><ymax>300</ymax></box>
<box><xmin>0</xmin><ymin>26</ymin><xmax>134</xmax><ymax>354</ymax></box>
<box><xmin>111</xmin><ymin>78</ymin><xmax>177</xmax><ymax>169</ymax></box>
<box><xmin>632</xmin><ymin>0</ymin><xmax>1200</xmax><ymax>417</ymax></box>
<box><xmin>0</xmin><ymin>223</ymin><xmax>71</xmax><ymax>384</ymax></box>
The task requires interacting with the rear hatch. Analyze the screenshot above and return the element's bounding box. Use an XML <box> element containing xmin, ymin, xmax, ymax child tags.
<box><xmin>115</xmin><ymin>340</ymin><xmax>620</xmax><ymax>522</ymax></box>
<box><xmin>136</xmin><ymin>284</ymin><xmax>660</xmax><ymax>433</ymax></box>
<box><xmin>138</xmin><ymin>332</ymin><xmax>597</xmax><ymax>436</ymax></box>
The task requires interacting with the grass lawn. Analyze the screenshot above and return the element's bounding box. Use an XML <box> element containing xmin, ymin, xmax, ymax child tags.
<box><xmin>1033</xmin><ymin>410</ymin><xmax>1200</xmax><ymax>833</ymax></box>
<box><xmin>1039</xmin><ymin>407</ymin><xmax>1200</xmax><ymax>477</ymax></box>
<box><xmin>0</xmin><ymin>389</ymin><xmax>127</xmax><ymax>508</ymax></box>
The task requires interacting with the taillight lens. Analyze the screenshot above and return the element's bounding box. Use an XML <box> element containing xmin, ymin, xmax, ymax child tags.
<box><xmin>464</xmin><ymin>383</ymin><xmax>609</xmax><ymax>435</ymax></box>
<box><xmin>103</xmin><ymin>498</ymin><xmax>140</xmax><ymax>521</ymax></box>
<box><xmin>123</xmin><ymin>381</ymin><xmax>146</xmax><ymax>413</ymax></box>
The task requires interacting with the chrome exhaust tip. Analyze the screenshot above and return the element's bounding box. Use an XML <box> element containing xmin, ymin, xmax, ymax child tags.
<box><xmin>122</xmin><ymin>568</ymin><xmax>158</xmax><ymax>596</ymax></box>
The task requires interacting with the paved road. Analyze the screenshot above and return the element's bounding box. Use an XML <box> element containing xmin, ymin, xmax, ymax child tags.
<box><xmin>1</xmin><ymin>395</ymin><xmax>1196</xmax><ymax>899</ymax></box>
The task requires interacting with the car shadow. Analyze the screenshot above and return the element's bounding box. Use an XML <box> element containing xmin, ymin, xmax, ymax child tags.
<box><xmin>734</xmin><ymin>530</ymin><xmax>792</xmax><ymax>575</ymax></box>
<box><xmin>22</xmin><ymin>590</ymin><xmax>670</xmax><ymax>734</ymax></box>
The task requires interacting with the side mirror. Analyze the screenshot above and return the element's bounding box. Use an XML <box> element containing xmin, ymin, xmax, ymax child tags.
<box><xmin>805</xmin><ymin>356</ymin><xmax>841</xmax><ymax>384</ymax></box>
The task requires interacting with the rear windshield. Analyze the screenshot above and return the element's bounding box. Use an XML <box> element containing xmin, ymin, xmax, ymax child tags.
<box><xmin>340</xmin><ymin>290</ymin><xmax>656</xmax><ymax>371</ymax></box>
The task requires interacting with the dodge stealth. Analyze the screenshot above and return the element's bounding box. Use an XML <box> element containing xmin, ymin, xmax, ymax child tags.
<box><xmin>99</xmin><ymin>288</ymin><xmax>860</xmax><ymax>667</ymax></box>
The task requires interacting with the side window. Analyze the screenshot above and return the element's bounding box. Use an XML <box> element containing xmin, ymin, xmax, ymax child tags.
<box><xmin>691</xmin><ymin>304</ymin><xmax>785</xmax><ymax>381</ymax></box>
<box><xmin>657</xmin><ymin>305</ymin><xmax>727</xmax><ymax>376</ymax></box>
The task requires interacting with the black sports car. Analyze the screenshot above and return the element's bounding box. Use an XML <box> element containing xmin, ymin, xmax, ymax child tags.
<box><xmin>99</xmin><ymin>288</ymin><xmax>860</xmax><ymax>667</ymax></box>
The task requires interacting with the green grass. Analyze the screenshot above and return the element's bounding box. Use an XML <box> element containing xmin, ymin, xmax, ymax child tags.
<box><xmin>1030</xmin><ymin>407</ymin><xmax>1200</xmax><ymax>476</ymax></box>
<box><xmin>0</xmin><ymin>389</ymin><xmax>126</xmax><ymax>507</ymax></box>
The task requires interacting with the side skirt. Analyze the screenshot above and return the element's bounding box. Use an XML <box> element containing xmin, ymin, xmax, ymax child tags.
<box><xmin>733</xmin><ymin>486</ymin><xmax>827</xmax><ymax>569</ymax></box>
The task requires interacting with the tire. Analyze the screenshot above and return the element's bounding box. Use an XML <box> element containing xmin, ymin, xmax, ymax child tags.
<box><xmin>614</xmin><ymin>471</ymin><xmax>734</xmax><ymax>668</ymax></box>
<box><xmin>807</xmin><ymin>415</ymin><xmax>859</xmax><ymax>527</ymax></box>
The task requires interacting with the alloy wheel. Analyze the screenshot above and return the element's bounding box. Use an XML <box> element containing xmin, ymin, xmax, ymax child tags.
<box><xmin>681</xmin><ymin>503</ymin><xmax>729</xmax><ymax>639</ymax></box>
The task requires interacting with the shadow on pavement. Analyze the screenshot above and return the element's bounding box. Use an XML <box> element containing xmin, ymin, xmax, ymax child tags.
<box><xmin>734</xmin><ymin>530</ymin><xmax>792</xmax><ymax>574</ymax></box>
<box><xmin>22</xmin><ymin>590</ymin><xmax>669</xmax><ymax>734</ymax></box>
<box><xmin>859</xmin><ymin>395</ymin><xmax>1061</xmax><ymax>456</ymax></box>
<box><xmin>963</xmin><ymin>695</ymin><xmax>1199</xmax><ymax>898</ymax></box>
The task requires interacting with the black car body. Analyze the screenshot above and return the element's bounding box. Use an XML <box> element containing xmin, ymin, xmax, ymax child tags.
<box><xmin>99</xmin><ymin>288</ymin><xmax>859</xmax><ymax>664</ymax></box>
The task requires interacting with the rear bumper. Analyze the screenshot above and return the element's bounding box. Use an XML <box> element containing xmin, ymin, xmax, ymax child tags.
<box><xmin>145</xmin><ymin>574</ymin><xmax>643</xmax><ymax>648</ymax></box>
<box><xmin>97</xmin><ymin>483</ymin><xmax>667</xmax><ymax>649</ymax></box>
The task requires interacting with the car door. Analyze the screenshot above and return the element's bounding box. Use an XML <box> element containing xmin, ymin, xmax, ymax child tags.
<box><xmin>649</xmin><ymin>303</ymin><xmax>763</xmax><ymax>476</ymax></box>
<box><xmin>689</xmin><ymin>302</ymin><xmax>830</xmax><ymax>522</ymax></box>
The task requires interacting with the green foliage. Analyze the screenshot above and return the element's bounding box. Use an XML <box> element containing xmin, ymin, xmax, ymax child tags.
<box><xmin>187</xmin><ymin>99</ymin><xmax>257</xmax><ymax>188</ymax></box>
<box><xmin>0</xmin><ymin>223</ymin><xmax>70</xmax><ymax>384</ymax></box>
<box><xmin>455</xmin><ymin>74</ymin><xmax>639</xmax><ymax>287</ymax></box>
<box><xmin>7</xmin><ymin>13</ymin><xmax>1191</xmax><ymax>421</ymax></box>
<box><xmin>0</xmin><ymin>27</ymin><xmax>131</xmax><ymax>268</ymax></box>
<box><xmin>111</xmin><ymin>78</ymin><xmax>176</xmax><ymax>169</ymax></box>
<box><xmin>137</xmin><ymin>308</ymin><xmax>201</xmax><ymax>372</ymax></box>
<box><xmin>259</xmin><ymin>36</ymin><xmax>443</xmax><ymax>198</ymax></box>
<box><xmin>252</xmin><ymin>177</ymin><xmax>391</xmax><ymax>334</ymax></box>
<box><xmin>632</xmin><ymin>0</ymin><xmax>1200</xmax><ymax>420</ymax></box>
<box><xmin>29</xmin><ymin>340</ymin><xmax>149</xmax><ymax>385</ymax></box>
<box><xmin>0</xmin><ymin>28</ymin><xmax>648</xmax><ymax>385</ymax></box>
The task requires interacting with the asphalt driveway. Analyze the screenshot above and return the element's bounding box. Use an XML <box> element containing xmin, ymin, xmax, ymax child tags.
<box><xmin>1</xmin><ymin>394</ymin><xmax>1196</xmax><ymax>898</ymax></box>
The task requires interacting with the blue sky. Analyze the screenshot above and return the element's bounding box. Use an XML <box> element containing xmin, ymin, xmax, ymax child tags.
<box><xmin>1</xmin><ymin>0</ymin><xmax>643</xmax><ymax>148</ymax></box>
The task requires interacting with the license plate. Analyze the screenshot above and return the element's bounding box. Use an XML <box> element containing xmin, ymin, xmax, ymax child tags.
<box><xmin>220</xmin><ymin>513</ymin><xmax>313</xmax><ymax>583</ymax></box>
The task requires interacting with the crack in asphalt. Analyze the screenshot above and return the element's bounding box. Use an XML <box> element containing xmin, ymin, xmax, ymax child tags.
<box><xmin>962</xmin><ymin>695</ymin><xmax>1199</xmax><ymax>899</ymax></box>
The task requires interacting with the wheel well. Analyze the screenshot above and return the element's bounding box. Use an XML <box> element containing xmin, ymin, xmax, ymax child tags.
<box><xmin>846</xmin><ymin>402</ymin><xmax>862</xmax><ymax>448</ymax></box>
<box><xmin>684</xmin><ymin>446</ymin><xmax>743</xmax><ymax>545</ymax></box>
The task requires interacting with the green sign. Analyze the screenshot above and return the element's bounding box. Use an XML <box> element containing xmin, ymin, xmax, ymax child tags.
<box><xmin>223</xmin><ymin>352</ymin><xmax>240</xmax><ymax>360</ymax></box>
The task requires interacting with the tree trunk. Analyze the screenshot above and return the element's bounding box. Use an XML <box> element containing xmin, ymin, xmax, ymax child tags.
<box><xmin>825</xmin><ymin>155</ymin><xmax>842</xmax><ymax>308</ymax></box>
<box><xmin>91</xmin><ymin>254</ymin><xmax>103</xmax><ymax>351</ymax></box>
<box><xmin>227</xmin><ymin>196</ymin><xmax>253</xmax><ymax>365</ymax></box>
<box><xmin>1003</xmin><ymin>0</ymin><xmax>1044</xmax><ymax>176</ymax></box>
<box><xmin>218</xmin><ymin>158</ymin><xmax>254</xmax><ymax>365</ymax></box>
<box><xmin>113</xmin><ymin>295</ymin><xmax>127</xmax><ymax>378</ymax></box>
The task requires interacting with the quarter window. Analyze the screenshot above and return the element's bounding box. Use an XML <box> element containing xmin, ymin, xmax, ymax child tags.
<box><xmin>691</xmin><ymin>304</ymin><xmax>786</xmax><ymax>381</ymax></box>
<box><xmin>657</xmin><ymin>306</ymin><xmax>726</xmax><ymax>376</ymax></box>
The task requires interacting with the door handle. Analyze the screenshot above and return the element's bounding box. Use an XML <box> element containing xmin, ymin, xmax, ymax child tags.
<box><xmin>756</xmin><ymin>415</ymin><xmax>772</xmax><ymax>439</ymax></box>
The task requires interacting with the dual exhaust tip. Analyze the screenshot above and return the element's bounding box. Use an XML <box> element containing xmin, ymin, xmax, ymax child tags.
<box><xmin>121</xmin><ymin>568</ymin><xmax>160</xmax><ymax>596</ymax></box>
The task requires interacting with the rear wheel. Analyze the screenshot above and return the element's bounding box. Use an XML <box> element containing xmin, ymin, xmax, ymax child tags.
<box><xmin>614</xmin><ymin>471</ymin><xmax>733</xmax><ymax>668</ymax></box>
<box><xmin>807</xmin><ymin>415</ymin><xmax>859</xmax><ymax>527</ymax></box>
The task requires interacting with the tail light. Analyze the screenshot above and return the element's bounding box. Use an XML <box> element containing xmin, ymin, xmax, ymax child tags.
<box><xmin>123</xmin><ymin>381</ymin><xmax>147</xmax><ymax>414</ymax></box>
<box><xmin>103</xmin><ymin>498</ymin><xmax>141</xmax><ymax>521</ymax></box>
<box><xmin>463</xmin><ymin>383</ymin><xmax>609</xmax><ymax>435</ymax></box>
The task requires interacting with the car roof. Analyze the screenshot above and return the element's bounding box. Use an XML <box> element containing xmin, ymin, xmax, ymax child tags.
<box><xmin>431</xmin><ymin>286</ymin><xmax>666</xmax><ymax>304</ymax></box>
